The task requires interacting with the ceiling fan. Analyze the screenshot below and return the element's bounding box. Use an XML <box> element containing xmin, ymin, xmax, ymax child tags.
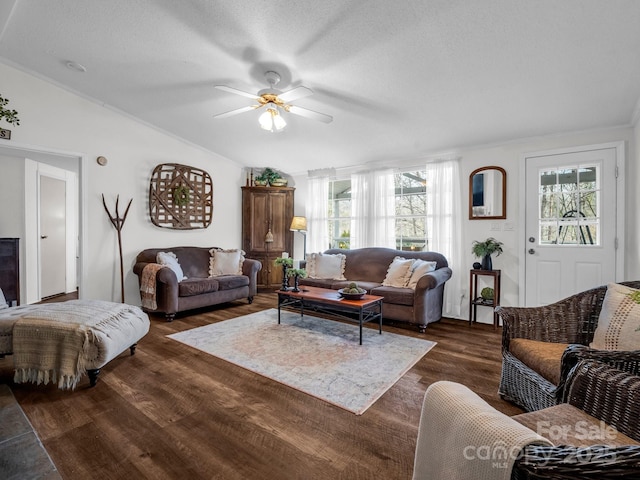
<box><xmin>214</xmin><ymin>71</ymin><xmax>333</xmax><ymax>131</ymax></box>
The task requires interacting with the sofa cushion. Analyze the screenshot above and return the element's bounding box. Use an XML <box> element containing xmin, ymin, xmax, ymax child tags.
<box><xmin>370</xmin><ymin>286</ymin><xmax>414</xmax><ymax>306</ymax></box>
<box><xmin>178</xmin><ymin>278</ymin><xmax>219</xmax><ymax>297</ymax></box>
<box><xmin>209</xmin><ymin>248</ymin><xmax>245</xmax><ymax>276</ymax></box>
<box><xmin>215</xmin><ymin>275</ymin><xmax>250</xmax><ymax>291</ymax></box>
<box><xmin>510</xmin><ymin>338</ymin><xmax>569</xmax><ymax>385</ymax></box>
<box><xmin>591</xmin><ymin>282</ymin><xmax>640</xmax><ymax>350</ymax></box>
<box><xmin>298</xmin><ymin>278</ymin><xmax>382</xmax><ymax>292</ymax></box>
<box><xmin>157</xmin><ymin>251</ymin><xmax>187</xmax><ymax>281</ymax></box>
<box><xmin>513</xmin><ymin>403</ymin><xmax>640</xmax><ymax>447</ymax></box>
<box><xmin>306</xmin><ymin>253</ymin><xmax>346</xmax><ymax>280</ymax></box>
<box><xmin>329</xmin><ymin>280</ymin><xmax>382</xmax><ymax>292</ymax></box>
<box><xmin>382</xmin><ymin>256</ymin><xmax>415</xmax><ymax>287</ymax></box>
<box><xmin>406</xmin><ymin>259</ymin><xmax>437</xmax><ymax>289</ymax></box>
<box><xmin>298</xmin><ymin>278</ymin><xmax>334</xmax><ymax>289</ymax></box>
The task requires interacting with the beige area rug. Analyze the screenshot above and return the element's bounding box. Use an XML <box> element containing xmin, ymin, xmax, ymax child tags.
<box><xmin>168</xmin><ymin>309</ymin><xmax>436</xmax><ymax>415</ymax></box>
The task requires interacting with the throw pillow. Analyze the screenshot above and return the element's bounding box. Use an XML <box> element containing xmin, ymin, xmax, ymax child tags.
<box><xmin>305</xmin><ymin>253</ymin><xmax>346</xmax><ymax>280</ymax></box>
<box><xmin>590</xmin><ymin>283</ymin><xmax>640</xmax><ymax>350</ymax></box>
<box><xmin>406</xmin><ymin>259</ymin><xmax>438</xmax><ymax>289</ymax></box>
<box><xmin>156</xmin><ymin>251</ymin><xmax>187</xmax><ymax>282</ymax></box>
<box><xmin>209</xmin><ymin>248</ymin><xmax>245</xmax><ymax>276</ymax></box>
<box><xmin>382</xmin><ymin>256</ymin><xmax>415</xmax><ymax>288</ymax></box>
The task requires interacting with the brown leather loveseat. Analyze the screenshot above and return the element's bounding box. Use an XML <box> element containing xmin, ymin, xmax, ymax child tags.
<box><xmin>133</xmin><ymin>246</ymin><xmax>261</xmax><ymax>321</ymax></box>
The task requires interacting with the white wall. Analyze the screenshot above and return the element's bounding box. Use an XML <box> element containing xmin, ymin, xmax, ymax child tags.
<box><xmin>0</xmin><ymin>154</ymin><xmax>24</xmax><ymax>238</ymax></box>
<box><xmin>292</xmin><ymin>127</ymin><xmax>639</xmax><ymax>323</ymax></box>
<box><xmin>0</xmin><ymin>62</ymin><xmax>244</xmax><ymax>304</ymax></box>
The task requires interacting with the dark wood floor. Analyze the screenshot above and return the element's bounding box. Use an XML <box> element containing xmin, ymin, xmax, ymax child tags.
<box><xmin>0</xmin><ymin>294</ymin><xmax>523</xmax><ymax>479</ymax></box>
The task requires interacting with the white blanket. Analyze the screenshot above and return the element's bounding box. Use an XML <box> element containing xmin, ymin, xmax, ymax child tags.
<box><xmin>412</xmin><ymin>381</ymin><xmax>552</xmax><ymax>480</ymax></box>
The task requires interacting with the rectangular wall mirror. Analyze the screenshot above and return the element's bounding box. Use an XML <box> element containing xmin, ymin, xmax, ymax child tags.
<box><xmin>469</xmin><ymin>166</ymin><xmax>506</xmax><ymax>219</ymax></box>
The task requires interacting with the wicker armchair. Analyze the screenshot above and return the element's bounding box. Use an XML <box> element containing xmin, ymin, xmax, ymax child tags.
<box><xmin>496</xmin><ymin>280</ymin><xmax>640</xmax><ymax>412</ymax></box>
<box><xmin>512</xmin><ymin>360</ymin><xmax>640</xmax><ymax>479</ymax></box>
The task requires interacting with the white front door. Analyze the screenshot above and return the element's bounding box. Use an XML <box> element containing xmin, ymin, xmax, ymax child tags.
<box><xmin>524</xmin><ymin>145</ymin><xmax>621</xmax><ymax>306</ymax></box>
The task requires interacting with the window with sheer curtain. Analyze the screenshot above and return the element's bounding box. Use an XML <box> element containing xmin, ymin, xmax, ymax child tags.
<box><xmin>322</xmin><ymin>169</ymin><xmax>428</xmax><ymax>251</ymax></box>
<box><xmin>307</xmin><ymin>159</ymin><xmax>463</xmax><ymax>318</ymax></box>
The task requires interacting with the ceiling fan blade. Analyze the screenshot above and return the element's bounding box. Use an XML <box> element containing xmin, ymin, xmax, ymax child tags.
<box><xmin>278</xmin><ymin>86</ymin><xmax>313</xmax><ymax>103</ymax></box>
<box><xmin>213</xmin><ymin>105</ymin><xmax>259</xmax><ymax>119</ymax></box>
<box><xmin>287</xmin><ymin>105</ymin><xmax>333</xmax><ymax>124</ymax></box>
<box><xmin>215</xmin><ymin>85</ymin><xmax>260</xmax><ymax>100</ymax></box>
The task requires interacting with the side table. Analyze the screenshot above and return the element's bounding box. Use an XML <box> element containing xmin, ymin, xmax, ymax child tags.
<box><xmin>469</xmin><ymin>269</ymin><xmax>501</xmax><ymax>328</ymax></box>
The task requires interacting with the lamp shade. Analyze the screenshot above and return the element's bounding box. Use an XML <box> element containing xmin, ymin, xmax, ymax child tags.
<box><xmin>259</xmin><ymin>105</ymin><xmax>286</xmax><ymax>132</ymax></box>
<box><xmin>290</xmin><ymin>216</ymin><xmax>307</xmax><ymax>232</ymax></box>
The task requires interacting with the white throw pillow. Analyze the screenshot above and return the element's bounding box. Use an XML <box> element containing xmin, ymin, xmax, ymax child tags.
<box><xmin>590</xmin><ymin>283</ymin><xmax>640</xmax><ymax>350</ymax></box>
<box><xmin>156</xmin><ymin>251</ymin><xmax>187</xmax><ymax>282</ymax></box>
<box><xmin>382</xmin><ymin>256</ymin><xmax>415</xmax><ymax>287</ymax></box>
<box><xmin>209</xmin><ymin>248</ymin><xmax>245</xmax><ymax>276</ymax></box>
<box><xmin>305</xmin><ymin>253</ymin><xmax>346</xmax><ymax>280</ymax></box>
<box><xmin>406</xmin><ymin>259</ymin><xmax>437</xmax><ymax>289</ymax></box>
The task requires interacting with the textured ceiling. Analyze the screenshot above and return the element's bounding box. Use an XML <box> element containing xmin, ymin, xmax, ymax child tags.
<box><xmin>1</xmin><ymin>0</ymin><xmax>640</xmax><ymax>175</ymax></box>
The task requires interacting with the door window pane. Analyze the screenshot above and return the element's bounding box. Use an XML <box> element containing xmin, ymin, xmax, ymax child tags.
<box><xmin>537</xmin><ymin>164</ymin><xmax>600</xmax><ymax>246</ymax></box>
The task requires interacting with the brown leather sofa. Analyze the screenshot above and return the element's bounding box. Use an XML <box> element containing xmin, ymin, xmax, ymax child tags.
<box><xmin>133</xmin><ymin>247</ymin><xmax>261</xmax><ymax>321</ymax></box>
<box><xmin>299</xmin><ymin>247</ymin><xmax>452</xmax><ymax>332</ymax></box>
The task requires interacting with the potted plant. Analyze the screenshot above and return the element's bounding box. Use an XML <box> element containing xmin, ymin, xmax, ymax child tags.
<box><xmin>0</xmin><ymin>94</ymin><xmax>20</xmax><ymax>126</ymax></box>
<box><xmin>286</xmin><ymin>268</ymin><xmax>307</xmax><ymax>292</ymax></box>
<box><xmin>254</xmin><ymin>167</ymin><xmax>286</xmax><ymax>187</ymax></box>
<box><xmin>471</xmin><ymin>237</ymin><xmax>503</xmax><ymax>271</ymax></box>
<box><xmin>0</xmin><ymin>94</ymin><xmax>20</xmax><ymax>139</ymax></box>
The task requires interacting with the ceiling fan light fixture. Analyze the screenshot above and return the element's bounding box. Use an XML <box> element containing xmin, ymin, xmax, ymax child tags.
<box><xmin>259</xmin><ymin>105</ymin><xmax>286</xmax><ymax>132</ymax></box>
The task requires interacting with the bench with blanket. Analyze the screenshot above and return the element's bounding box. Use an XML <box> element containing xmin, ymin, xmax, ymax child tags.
<box><xmin>0</xmin><ymin>300</ymin><xmax>150</xmax><ymax>389</ymax></box>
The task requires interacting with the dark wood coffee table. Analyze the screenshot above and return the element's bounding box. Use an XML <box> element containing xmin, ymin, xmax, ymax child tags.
<box><xmin>276</xmin><ymin>286</ymin><xmax>384</xmax><ymax>345</ymax></box>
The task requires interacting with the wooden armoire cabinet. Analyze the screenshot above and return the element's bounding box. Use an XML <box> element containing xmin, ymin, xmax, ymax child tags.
<box><xmin>242</xmin><ymin>186</ymin><xmax>294</xmax><ymax>289</ymax></box>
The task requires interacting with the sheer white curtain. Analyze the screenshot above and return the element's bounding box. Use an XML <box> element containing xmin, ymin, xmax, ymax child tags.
<box><xmin>306</xmin><ymin>174</ymin><xmax>330</xmax><ymax>254</ymax></box>
<box><xmin>351</xmin><ymin>169</ymin><xmax>395</xmax><ymax>248</ymax></box>
<box><xmin>426</xmin><ymin>158</ymin><xmax>464</xmax><ymax>318</ymax></box>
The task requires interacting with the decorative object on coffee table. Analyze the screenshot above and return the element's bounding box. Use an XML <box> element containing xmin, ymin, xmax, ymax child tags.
<box><xmin>286</xmin><ymin>268</ymin><xmax>307</xmax><ymax>292</ymax></box>
<box><xmin>149</xmin><ymin>163</ymin><xmax>213</xmax><ymax>230</ymax></box>
<box><xmin>338</xmin><ymin>282</ymin><xmax>367</xmax><ymax>300</ymax></box>
<box><xmin>102</xmin><ymin>194</ymin><xmax>133</xmax><ymax>303</ymax></box>
<box><xmin>275</xmin><ymin>256</ymin><xmax>293</xmax><ymax>290</ymax></box>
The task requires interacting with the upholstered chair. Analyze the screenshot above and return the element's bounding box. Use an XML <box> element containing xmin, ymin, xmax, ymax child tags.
<box><xmin>496</xmin><ymin>280</ymin><xmax>640</xmax><ymax>412</ymax></box>
<box><xmin>412</xmin><ymin>361</ymin><xmax>640</xmax><ymax>480</ymax></box>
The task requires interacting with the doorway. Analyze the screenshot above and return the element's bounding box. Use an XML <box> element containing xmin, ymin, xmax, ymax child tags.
<box><xmin>25</xmin><ymin>160</ymin><xmax>79</xmax><ymax>302</ymax></box>
<box><xmin>0</xmin><ymin>140</ymin><xmax>86</xmax><ymax>306</ymax></box>
<box><xmin>521</xmin><ymin>142</ymin><xmax>624</xmax><ymax>306</ymax></box>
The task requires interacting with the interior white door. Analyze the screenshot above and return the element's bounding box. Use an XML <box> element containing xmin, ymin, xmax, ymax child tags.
<box><xmin>39</xmin><ymin>175</ymin><xmax>67</xmax><ymax>298</ymax></box>
<box><xmin>524</xmin><ymin>147</ymin><xmax>618</xmax><ymax>306</ymax></box>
